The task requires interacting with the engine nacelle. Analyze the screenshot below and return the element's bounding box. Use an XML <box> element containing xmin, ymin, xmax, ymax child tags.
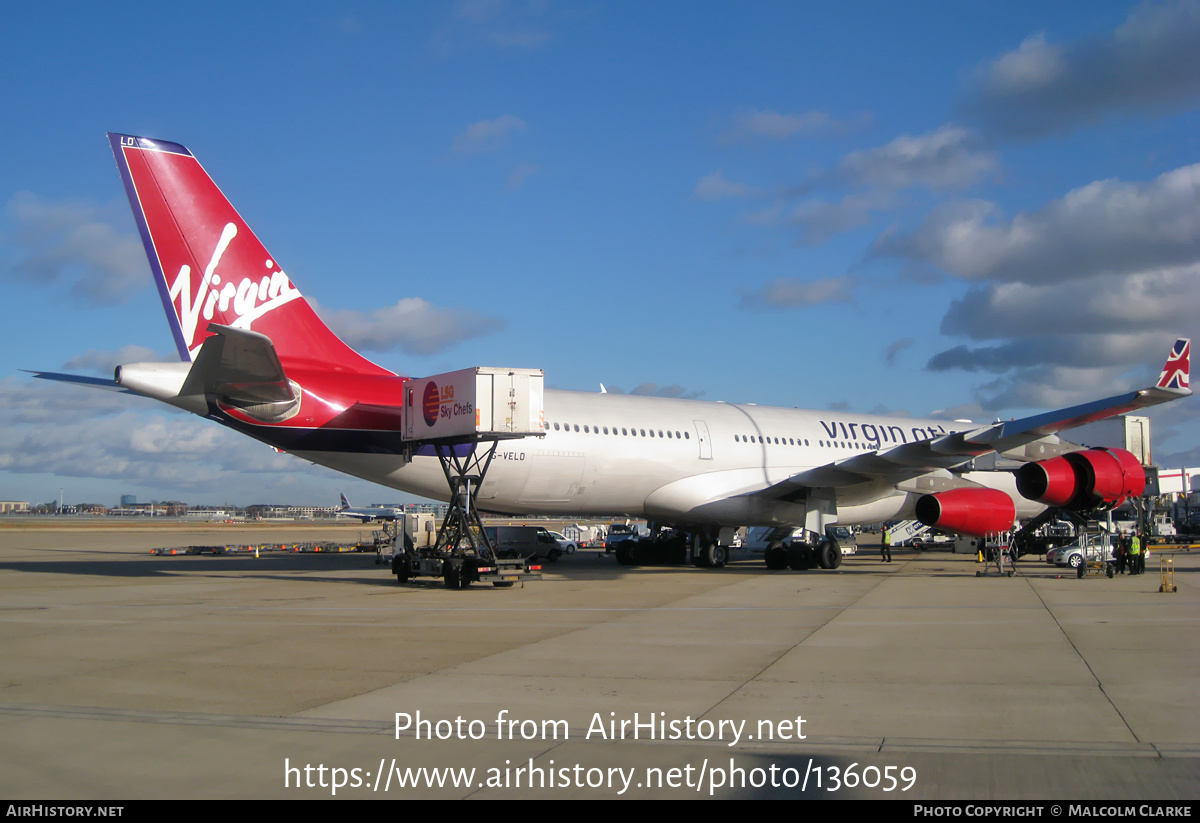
<box><xmin>914</xmin><ymin>488</ymin><xmax>1016</xmax><ymax>537</ymax></box>
<box><xmin>1015</xmin><ymin>447</ymin><xmax>1145</xmax><ymax>511</ymax></box>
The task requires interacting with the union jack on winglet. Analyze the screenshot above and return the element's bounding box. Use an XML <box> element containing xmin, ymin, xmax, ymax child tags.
<box><xmin>1156</xmin><ymin>338</ymin><xmax>1190</xmax><ymax>390</ymax></box>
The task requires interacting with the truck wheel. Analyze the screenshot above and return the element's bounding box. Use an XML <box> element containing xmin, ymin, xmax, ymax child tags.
<box><xmin>492</xmin><ymin>581</ymin><xmax>515</xmax><ymax>588</ymax></box>
<box><xmin>444</xmin><ymin>560</ymin><xmax>461</xmax><ymax>589</ymax></box>
<box><xmin>392</xmin><ymin>554</ymin><xmax>410</xmax><ymax>584</ymax></box>
<box><xmin>615</xmin><ymin>542</ymin><xmax>635</xmax><ymax>566</ymax></box>
<box><xmin>547</xmin><ymin>548</ymin><xmax>561</xmax><ymax>563</ymax></box>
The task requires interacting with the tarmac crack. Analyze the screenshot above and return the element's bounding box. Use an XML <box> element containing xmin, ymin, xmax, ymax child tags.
<box><xmin>1025</xmin><ymin>577</ymin><xmax>1144</xmax><ymax>747</ymax></box>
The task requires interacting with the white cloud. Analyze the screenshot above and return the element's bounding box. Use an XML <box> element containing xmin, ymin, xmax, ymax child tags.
<box><xmin>62</xmin><ymin>345</ymin><xmax>168</xmax><ymax>374</ymax></box>
<box><xmin>884</xmin><ymin>337</ymin><xmax>914</xmax><ymax>366</ymax></box>
<box><xmin>0</xmin><ymin>377</ymin><xmax>380</xmax><ymax>502</ymax></box>
<box><xmin>875</xmin><ymin>164</ymin><xmax>1200</xmax><ymax>285</ymax></box>
<box><xmin>985</xmin><ymin>33</ymin><xmax>1066</xmax><ymax>94</ymax></box>
<box><xmin>836</xmin><ymin>125</ymin><xmax>998</xmax><ymax>192</ymax></box>
<box><xmin>446</xmin><ymin>0</ymin><xmax>555</xmax><ymax>49</ymax></box>
<box><xmin>785</xmin><ymin>190</ymin><xmax>902</xmax><ymax>244</ymax></box>
<box><xmin>693</xmin><ymin>171</ymin><xmax>760</xmax><ymax>202</ymax></box>
<box><xmin>938</xmin><ymin>266</ymin><xmax>1200</xmax><ymax>337</ymax></box>
<box><xmin>719</xmin><ymin>108</ymin><xmax>857</xmax><ymax>144</ymax></box>
<box><xmin>739</xmin><ymin>275</ymin><xmax>856</xmax><ymax>310</ymax></box>
<box><xmin>968</xmin><ymin>0</ymin><xmax>1200</xmax><ymax>137</ymax></box>
<box><xmin>316</xmin><ymin>296</ymin><xmax>504</xmax><ymax>355</ymax></box>
<box><xmin>449</xmin><ymin>115</ymin><xmax>527</xmax><ymax>156</ymax></box>
<box><xmin>3</xmin><ymin>192</ymin><xmax>147</xmax><ymax>306</ymax></box>
<box><xmin>506</xmin><ymin>161</ymin><xmax>541</xmax><ymax>190</ymax></box>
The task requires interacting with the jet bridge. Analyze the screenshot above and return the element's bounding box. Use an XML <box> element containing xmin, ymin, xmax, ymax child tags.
<box><xmin>391</xmin><ymin>367</ymin><xmax>546</xmax><ymax>589</ymax></box>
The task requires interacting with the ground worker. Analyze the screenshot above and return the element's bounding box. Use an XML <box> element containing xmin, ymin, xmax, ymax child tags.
<box><xmin>881</xmin><ymin>527</ymin><xmax>892</xmax><ymax>563</ymax></box>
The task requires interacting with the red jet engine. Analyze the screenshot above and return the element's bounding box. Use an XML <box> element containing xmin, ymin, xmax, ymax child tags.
<box><xmin>1015</xmin><ymin>447</ymin><xmax>1145</xmax><ymax>511</ymax></box>
<box><xmin>914</xmin><ymin>488</ymin><xmax>1017</xmax><ymax>537</ymax></box>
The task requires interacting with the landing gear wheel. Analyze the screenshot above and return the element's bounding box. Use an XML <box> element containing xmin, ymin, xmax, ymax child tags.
<box><xmin>705</xmin><ymin>542</ymin><xmax>727</xmax><ymax>569</ymax></box>
<box><xmin>633</xmin><ymin>538</ymin><xmax>663</xmax><ymax>565</ymax></box>
<box><xmin>765</xmin><ymin>543</ymin><xmax>788</xmax><ymax>570</ymax></box>
<box><xmin>787</xmin><ymin>543</ymin><xmax>813</xmax><ymax>571</ymax></box>
<box><xmin>817</xmin><ymin>539</ymin><xmax>842</xmax><ymax>570</ymax></box>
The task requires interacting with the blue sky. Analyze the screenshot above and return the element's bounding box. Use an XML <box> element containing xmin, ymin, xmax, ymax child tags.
<box><xmin>1</xmin><ymin>0</ymin><xmax>1198</xmax><ymax>506</ymax></box>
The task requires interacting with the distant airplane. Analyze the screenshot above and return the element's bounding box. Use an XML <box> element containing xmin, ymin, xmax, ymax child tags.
<box><xmin>33</xmin><ymin>134</ymin><xmax>1193</xmax><ymax>569</ymax></box>
<box><xmin>335</xmin><ymin>494</ymin><xmax>403</xmax><ymax>522</ymax></box>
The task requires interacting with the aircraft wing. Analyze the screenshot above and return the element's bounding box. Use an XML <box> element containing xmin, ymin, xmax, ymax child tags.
<box><xmin>764</xmin><ymin>339</ymin><xmax>1191</xmax><ymax>499</ymax></box>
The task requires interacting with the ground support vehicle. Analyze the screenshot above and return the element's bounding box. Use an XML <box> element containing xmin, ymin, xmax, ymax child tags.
<box><xmin>385</xmin><ymin>453</ymin><xmax>543</xmax><ymax>589</ymax></box>
<box><xmin>604</xmin><ymin>524</ymin><xmax>639</xmax><ymax>554</ymax></box>
<box><xmin>485</xmin><ymin>525</ymin><xmax>565</xmax><ymax>562</ymax></box>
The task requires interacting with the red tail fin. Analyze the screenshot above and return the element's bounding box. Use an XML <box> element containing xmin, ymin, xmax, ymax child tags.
<box><xmin>109</xmin><ymin>133</ymin><xmax>391</xmax><ymax>376</ymax></box>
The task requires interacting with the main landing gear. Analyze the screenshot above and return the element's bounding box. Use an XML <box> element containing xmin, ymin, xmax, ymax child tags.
<box><xmin>764</xmin><ymin>535</ymin><xmax>842</xmax><ymax>571</ymax></box>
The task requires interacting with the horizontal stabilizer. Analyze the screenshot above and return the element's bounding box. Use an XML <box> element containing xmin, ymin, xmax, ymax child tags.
<box><xmin>180</xmin><ymin>324</ymin><xmax>300</xmax><ymax>422</ymax></box>
<box><xmin>25</xmin><ymin>371</ymin><xmax>133</xmax><ymax>393</ymax></box>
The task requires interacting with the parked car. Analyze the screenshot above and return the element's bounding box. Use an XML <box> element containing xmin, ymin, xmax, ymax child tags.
<box><xmin>545</xmin><ymin>530</ymin><xmax>579</xmax><ymax>554</ymax></box>
<box><xmin>1046</xmin><ymin>538</ymin><xmax>1115</xmax><ymax>569</ymax></box>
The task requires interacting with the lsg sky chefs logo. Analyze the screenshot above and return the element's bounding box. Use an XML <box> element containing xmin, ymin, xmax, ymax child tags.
<box><xmin>423</xmin><ymin>382</ymin><xmax>443</xmax><ymax>427</ymax></box>
<box><xmin>421</xmin><ymin>381</ymin><xmax>477</xmax><ymax>428</ymax></box>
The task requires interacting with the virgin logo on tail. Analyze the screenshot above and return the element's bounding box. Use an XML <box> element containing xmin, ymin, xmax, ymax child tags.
<box><xmin>169</xmin><ymin>221</ymin><xmax>301</xmax><ymax>357</ymax></box>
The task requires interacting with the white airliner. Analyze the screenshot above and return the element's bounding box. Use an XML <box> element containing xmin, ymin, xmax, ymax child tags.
<box><xmin>33</xmin><ymin>135</ymin><xmax>1193</xmax><ymax>568</ymax></box>
<box><xmin>335</xmin><ymin>494</ymin><xmax>403</xmax><ymax>523</ymax></box>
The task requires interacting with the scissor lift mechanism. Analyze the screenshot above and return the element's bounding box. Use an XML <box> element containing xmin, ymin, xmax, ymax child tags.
<box><xmin>390</xmin><ymin>367</ymin><xmax>546</xmax><ymax>589</ymax></box>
